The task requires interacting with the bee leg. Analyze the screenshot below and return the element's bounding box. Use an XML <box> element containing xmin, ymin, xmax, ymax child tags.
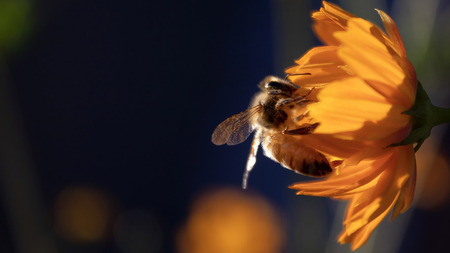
<box><xmin>275</xmin><ymin>98</ymin><xmax>311</xmax><ymax>108</ymax></box>
<box><xmin>242</xmin><ymin>129</ymin><xmax>262</xmax><ymax>189</ymax></box>
<box><xmin>299</xmin><ymin>87</ymin><xmax>315</xmax><ymax>99</ymax></box>
<box><xmin>267</xmin><ymin>90</ymin><xmax>291</xmax><ymax>96</ymax></box>
<box><xmin>293</xmin><ymin>112</ymin><xmax>309</xmax><ymax>122</ymax></box>
<box><xmin>275</xmin><ymin>88</ymin><xmax>315</xmax><ymax>108</ymax></box>
<box><xmin>283</xmin><ymin>123</ymin><xmax>319</xmax><ymax>135</ymax></box>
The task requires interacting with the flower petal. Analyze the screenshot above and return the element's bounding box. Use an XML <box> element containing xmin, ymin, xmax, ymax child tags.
<box><xmin>339</xmin><ymin>196</ymin><xmax>397</xmax><ymax>250</ymax></box>
<box><xmin>285</xmin><ymin>46</ymin><xmax>349</xmax><ymax>88</ymax></box>
<box><xmin>376</xmin><ymin>9</ymin><xmax>406</xmax><ymax>58</ymax></box>
<box><xmin>334</xmin><ymin>18</ymin><xmax>413</xmax><ymax>107</ymax></box>
<box><xmin>337</xmin><ymin>146</ymin><xmax>412</xmax><ymax>249</ymax></box>
<box><xmin>391</xmin><ymin>145</ymin><xmax>416</xmax><ymax>219</ymax></box>
<box><xmin>309</xmin><ymin>77</ymin><xmax>410</xmax><ymax>143</ymax></box>
<box><xmin>312</xmin><ymin>1</ymin><xmax>356</xmax><ymax>45</ymax></box>
<box><xmin>377</xmin><ymin>9</ymin><xmax>417</xmax><ymax>102</ymax></box>
<box><xmin>376</xmin><ymin>9</ymin><xmax>417</xmax><ymax>99</ymax></box>
<box><xmin>289</xmin><ymin>152</ymin><xmax>392</xmax><ymax>197</ymax></box>
<box><xmin>302</xmin><ymin>134</ymin><xmax>369</xmax><ymax>159</ymax></box>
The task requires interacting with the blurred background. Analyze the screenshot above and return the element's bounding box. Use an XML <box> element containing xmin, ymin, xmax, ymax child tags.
<box><xmin>0</xmin><ymin>0</ymin><xmax>449</xmax><ymax>252</ymax></box>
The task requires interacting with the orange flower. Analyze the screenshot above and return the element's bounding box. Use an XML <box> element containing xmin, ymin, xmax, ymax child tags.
<box><xmin>286</xmin><ymin>1</ymin><xmax>417</xmax><ymax>250</ymax></box>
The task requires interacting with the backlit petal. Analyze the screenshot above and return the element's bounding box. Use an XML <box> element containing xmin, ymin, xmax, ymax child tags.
<box><xmin>309</xmin><ymin>77</ymin><xmax>410</xmax><ymax>142</ymax></box>
<box><xmin>338</xmin><ymin>146</ymin><xmax>412</xmax><ymax>249</ymax></box>
<box><xmin>302</xmin><ymin>134</ymin><xmax>369</xmax><ymax>159</ymax></box>
<box><xmin>334</xmin><ymin>18</ymin><xmax>412</xmax><ymax>107</ymax></box>
<box><xmin>376</xmin><ymin>9</ymin><xmax>406</xmax><ymax>58</ymax></box>
<box><xmin>285</xmin><ymin>46</ymin><xmax>349</xmax><ymax>88</ymax></box>
<box><xmin>391</xmin><ymin>146</ymin><xmax>416</xmax><ymax>219</ymax></box>
<box><xmin>312</xmin><ymin>1</ymin><xmax>356</xmax><ymax>45</ymax></box>
<box><xmin>376</xmin><ymin>9</ymin><xmax>417</xmax><ymax>101</ymax></box>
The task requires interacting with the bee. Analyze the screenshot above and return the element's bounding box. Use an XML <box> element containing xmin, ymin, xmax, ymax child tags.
<box><xmin>211</xmin><ymin>75</ymin><xmax>333</xmax><ymax>189</ymax></box>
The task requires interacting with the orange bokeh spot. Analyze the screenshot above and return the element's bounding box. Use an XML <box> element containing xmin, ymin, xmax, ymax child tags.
<box><xmin>177</xmin><ymin>188</ymin><xmax>285</xmax><ymax>253</ymax></box>
<box><xmin>53</xmin><ymin>186</ymin><xmax>113</xmax><ymax>242</ymax></box>
<box><xmin>416</xmin><ymin>149</ymin><xmax>450</xmax><ymax>210</ymax></box>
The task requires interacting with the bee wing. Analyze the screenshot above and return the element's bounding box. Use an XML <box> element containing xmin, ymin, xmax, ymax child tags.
<box><xmin>211</xmin><ymin>105</ymin><xmax>262</xmax><ymax>146</ymax></box>
<box><xmin>226</xmin><ymin>118</ymin><xmax>254</xmax><ymax>145</ymax></box>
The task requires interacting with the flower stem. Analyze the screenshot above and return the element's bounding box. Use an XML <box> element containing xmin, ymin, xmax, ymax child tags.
<box><xmin>431</xmin><ymin>104</ymin><xmax>450</xmax><ymax>126</ymax></box>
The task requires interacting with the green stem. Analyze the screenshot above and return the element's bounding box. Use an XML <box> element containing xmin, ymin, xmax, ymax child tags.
<box><xmin>431</xmin><ymin>104</ymin><xmax>450</xmax><ymax>126</ymax></box>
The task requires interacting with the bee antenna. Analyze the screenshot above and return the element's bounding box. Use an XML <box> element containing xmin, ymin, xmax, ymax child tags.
<box><xmin>284</xmin><ymin>73</ymin><xmax>311</xmax><ymax>81</ymax></box>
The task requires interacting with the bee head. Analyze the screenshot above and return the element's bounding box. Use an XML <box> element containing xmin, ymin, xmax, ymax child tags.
<box><xmin>258</xmin><ymin>76</ymin><xmax>298</xmax><ymax>95</ymax></box>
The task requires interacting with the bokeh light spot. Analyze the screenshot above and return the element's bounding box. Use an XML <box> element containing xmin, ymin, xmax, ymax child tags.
<box><xmin>416</xmin><ymin>151</ymin><xmax>450</xmax><ymax>210</ymax></box>
<box><xmin>53</xmin><ymin>186</ymin><xmax>113</xmax><ymax>242</ymax></box>
<box><xmin>177</xmin><ymin>187</ymin><xmax>285</xmax><ymax>253</ymax></box>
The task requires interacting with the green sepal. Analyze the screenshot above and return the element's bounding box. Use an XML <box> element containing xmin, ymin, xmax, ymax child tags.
<box><xmin>390</xmin><ymin>81</ymin><xmax>450</xmax><ymax>152</ymax></box>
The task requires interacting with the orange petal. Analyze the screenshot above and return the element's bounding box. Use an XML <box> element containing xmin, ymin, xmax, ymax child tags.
<box><xmin>340</xmin><ymin>197</ymin><xmax>397</xmax><ymax>250</ymax></box>
<box><xmin>321</xmin><ymin>1</ymin><xmax>355</xmax><ymax>21</ymax></box>
<box><xmin>285</xmin><ymin>46</ymin><xmax>349</xmax><ymax>88</ymax></box>
<box><xmin>338</xmin><ymin>147</ymin><xmax>414</xmax><ymax>249</ymax></box>
<box><xmin>289</xmin><ymin>152</ymin><xmax>392</xmax><ymax>196</ymax></box>
<box><xmin>302</xmin><ymin>134</ymin><xmax>369</xmax><ymax>159</ymax></box>
<box><xmin>312</xmin><ymin>1</ymin><xmax>356</xmax><ymax>45</ymax></box>
<box><xmin>391</xmin><ymin>145</ymin><xmax>416</xmax><ymax>219</ymax></box>
<box><xmin>392</xmin><ymin>57</ymin><xmax>417</xmax><ymax>103</ymax></box>
<box><xmin>309</xmin><ymin>77</ymin><xmax>410</xmax><ymax>142</ymax></box>
<box><xmin>376</xmin><ymin>9</ymin><xmax>406</xmax><ymax>58</ymax></box>
<box><xmin>343</xmin><ymin>123</ymin><xmax>411</xmax><ymax>164</ymax></box>
<box><xmin>339</xmin><ymin>189</ymin><xmax>399</xmax><ymax>250</ymax></box>
<box><xmin>375</xmin><ymin>9</ymin><xmax>417</xmax><ymax>102</ymax></box>
<box><xmin>334</xmin><ymin>18</ymin><xmax>413</xmax><ymax>107</ymax></box>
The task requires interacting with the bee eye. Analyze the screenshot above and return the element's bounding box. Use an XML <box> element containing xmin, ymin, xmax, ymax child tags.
<box><xmin>265</xmin><ymin>81</ymin><xmax>284</xmax><ymax>89</ymax></box>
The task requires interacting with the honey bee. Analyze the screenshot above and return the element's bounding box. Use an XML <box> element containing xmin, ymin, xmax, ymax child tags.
<box><xmin>211</xmin><ymin>75</ymin><xmax>333</xmax><ymax>189</ymax></box>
